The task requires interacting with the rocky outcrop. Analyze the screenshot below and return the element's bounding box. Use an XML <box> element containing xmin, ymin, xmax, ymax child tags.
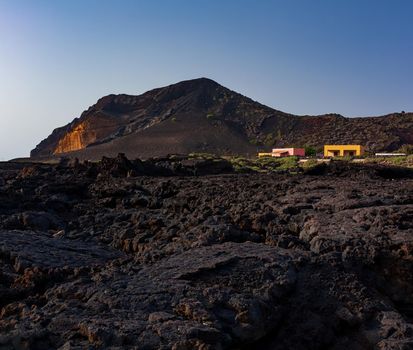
<box><xmin>53</xmin><ymin>121</ymin><xmax>90</xmax><ymax>153</ymax></box>
<box><xmin>52</xmin><ymin>113</ymin><xmax>128</xmax><ymax>154</ymax></box>
<box><xmin>31</xmin><ymin>78</ymin><xmax>413</xmax><ymax>160</ymax></box>
<box><xmin>0</xmin><ymin>159</ymin><xmax>412</xmax><ymax>349</ymax></box>
<box><xmin>0</xmin><ymin>230</ymin><xmax>123</xmax><ymax>272</ymax></box>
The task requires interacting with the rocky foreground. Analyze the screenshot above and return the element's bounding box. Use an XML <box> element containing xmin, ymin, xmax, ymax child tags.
<box><xmin>0</xmin><ymin>156</ymin><xmax>413</xmax><ymax>349</ymax></box>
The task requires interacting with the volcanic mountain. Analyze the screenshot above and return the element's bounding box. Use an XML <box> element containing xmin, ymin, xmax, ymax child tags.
<box><xmin>31</xmin><ymin>78</ymin><xmax>413</xmax><ymax>160</ymax></box>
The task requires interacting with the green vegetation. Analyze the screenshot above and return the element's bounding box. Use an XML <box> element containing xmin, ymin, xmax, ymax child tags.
<box><xmin>274</xmin><ymin>156</ymin><xmax>299</xmax><ymax>170</ymax></box>
<box><xmin>257</xmin><ymin>156</ymin><xmax>283</xmax><ymax>171</ymax></box>
<box><xmin>389</xmin><ymin>156</ymin><xmax>410</xmax><ymax>165</ymax></box>
<box><xmin>179</xmin><ymin>152</ymin><xmax>413</xmax><ymax>175</ymax></box>
<box><xmin>262</xmin><ymin>129</ymin><xmax>283</xmax><ymax>147</ymax></box>
<box><xmin>364</xmin><ymin>155</ymin><xmax>413</xmax><ymax>167</ymax></box>
<box><xmin>206</xmin><ymin>113</ymin><xmax>215</xmax><ymax>120</ymax></box>
<box><xmin>227</xmin><ymin>155</ymin><xmax>300</xmax><ymax>173</ymax></box>
<box><xmin>263</xmin><ymin>133</ymin><xmax>276</xmax><ymax>147</ymax></box>
<box><xmin>332</xmin><ymin>155</ymin><xmax>354</xmax><ymax>162</ymax></box>
<box><xmin>304</xmin><ymin>146</ymin><xmax>317</xmax><ymax>157</ymax></box>
<box><xmin>249</xmin><ymin>138</ymin><xmax>260</xmax><ymax>146</ymax></box>
<box><xmin>397</xmin><ymin>144</ymin><xmax>413</xmax><ymax>155</ymax></box>
<box><xmin>301</xmin><ymin>159</ymin><xmax>319</xmax><ymax>169</ymax></box>
<box><xmin>226</xmin><ymin>157</ymin><xmax>261</xmax><ymax>173</ymax></box>
<box><xmin>188</xmin><ymin>152</ymin><xmax>216</xmax><ymax>160</ymax></box>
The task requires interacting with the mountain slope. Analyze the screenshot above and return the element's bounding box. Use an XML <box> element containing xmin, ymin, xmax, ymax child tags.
<box><xmin>31</xmin><ymin>78</ymin><xmax>413</xmax><ymax>159</ymax></box>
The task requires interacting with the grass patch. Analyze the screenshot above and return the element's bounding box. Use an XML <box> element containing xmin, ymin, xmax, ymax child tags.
<box><xmin>388</xmin><ymin>156</ymin><xmax>411</xmax><ymax>166</ymax></box>
<box><xmin>332</xmin><ymin>156</ymin><xmax>353</xmax><ymax>162</ymax></box>
<box><xmin>276</xmin><ymin>156</ymin><xmax>299</xmax><ymax>170</ymax></box>
<box><xmin>188</xmin><ymin>153</ymin><xmax>216</xmax><ymax>160</ymax></box>
<box><xmin>227</xmin><ymin>155</ymin><xmax>299</xmax><ymax>173</ymax></box>
<box><xmin>301</xmin><ymin>159</ymin><xmax>318</xmax><ymax>169</ymax></box>
<box><xmin>363</xmin><ymin>155</ymin><xmax>413</xmax><ymax>167</ymax></box>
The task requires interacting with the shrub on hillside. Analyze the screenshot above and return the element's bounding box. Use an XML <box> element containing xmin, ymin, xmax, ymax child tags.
<box><xmin>397</xmin><ymin>144</ymin><xmax>413</xmax><ymax>155</ymax></box>
<box><xmin>304</xmin><ymin>146</ymin><xmax>317</xmax><ymax>157</ymax></box>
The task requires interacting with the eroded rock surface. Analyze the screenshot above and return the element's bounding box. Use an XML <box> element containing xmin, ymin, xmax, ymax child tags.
<box><xmin>0</xmin><ymin>159</ymin><xmax>412</xmax><ymax>349</ymax></box>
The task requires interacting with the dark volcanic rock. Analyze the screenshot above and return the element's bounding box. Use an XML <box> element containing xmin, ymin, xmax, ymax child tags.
<box><xmin>0</xmin><ymin>159</ymin><xmax>412</xmax><ymax>349</ymax></box>
<box><xmin>0</xmin><ymin>230</ymin><xmax>123</xmax><ymax>272</ymax></box>
<box><xmin>6</xmin><ymin>243</ymin><xmax>299</xmax><ymax>349</ymax></box>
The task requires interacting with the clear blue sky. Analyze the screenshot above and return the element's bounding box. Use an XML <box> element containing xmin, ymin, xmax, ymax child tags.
<box><xmin>1</xmin><ymin>0</ymin><xmax>412</xmax><ymax>160</ymax></box>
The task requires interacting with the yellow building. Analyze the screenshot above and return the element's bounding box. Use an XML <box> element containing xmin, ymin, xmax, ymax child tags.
<box><xmin>258</xmin><ymin>152</ymin><xmax>273</xmax><ymax>157</ymax></box>
<box><xmin>324</xmin><ymin>145</ymin><xmax>364</xmax><ymax>157</ymax></box>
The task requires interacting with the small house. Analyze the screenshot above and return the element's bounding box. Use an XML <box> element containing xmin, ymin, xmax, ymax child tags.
<box><xmin>324</xmin><ymin>145</ymin><xmax>364</xmax><ymax>157</ymax></box>
<box><xmin>258</xmin><ymin>148</ymin><xmax>305</xmax><ymax>158</ymax></box>
<box><xmin>272</xmin><ymin>148</ymin><xmax>305</xmax><ymax>157</ymax></box>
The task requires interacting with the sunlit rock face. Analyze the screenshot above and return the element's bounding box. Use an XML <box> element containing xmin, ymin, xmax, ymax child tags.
<box><xmin>53</xmin><ymin>121</ymin><xmax>91</xmax><ymax>154</ymax></box>
<box><xmin>53</xmin><ymin>115</ymin><xmax>121</xmax><ymax>154</ymax></box>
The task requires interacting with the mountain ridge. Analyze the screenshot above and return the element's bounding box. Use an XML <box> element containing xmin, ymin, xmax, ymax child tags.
<box><xmin>31</xmin><ymin>78</ymin><xmax>413</xmax><ymax>159</ymax></box>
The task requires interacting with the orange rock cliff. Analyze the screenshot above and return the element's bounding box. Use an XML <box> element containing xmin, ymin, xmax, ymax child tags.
<box><xmin>53</xmin><ymin>116</ymin><xmax>121</xmax><ymax>154</ymax></box>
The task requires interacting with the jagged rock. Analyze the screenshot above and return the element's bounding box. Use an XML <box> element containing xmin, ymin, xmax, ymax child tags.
<box><xmin>20</xmin><ymin>211</ymin><xmax>65</xmax><ymax>231</ymax></box>
<box><xmin>0</xmin><ymin>230</ymin><xmax>123</xmax><ymax>272</ymax></box>
<box><xmin>0</xmin><ymin>160</ymin><xmax>412</xmax><ymax>349</ymax></box>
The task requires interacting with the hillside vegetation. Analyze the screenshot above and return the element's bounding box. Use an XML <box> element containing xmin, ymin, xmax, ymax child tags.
<box><xmin>31</xmin><ymin>78</ymin><xmax>413</xmax><ymax>160</ymax></box>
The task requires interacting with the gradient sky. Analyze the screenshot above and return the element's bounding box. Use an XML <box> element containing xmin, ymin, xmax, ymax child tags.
<box><xmin>1</xmin><ymin>0</ymin><xmax>412</xmax><ymax>160</ymax></box>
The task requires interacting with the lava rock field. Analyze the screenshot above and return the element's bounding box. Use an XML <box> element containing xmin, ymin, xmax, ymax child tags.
<box><xmin>0</xmin><ymin>157</ymin><xmax>412</xmax><ymax>349</ymax></box>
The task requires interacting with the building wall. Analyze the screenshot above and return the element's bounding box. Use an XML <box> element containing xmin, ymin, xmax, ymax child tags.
<box><xmin>259</xmin><ymin>148</ymin><xmax>306</xmax><ymax>158</ymax></box>
<box><xmin>324</xmin><ymin>145</ymin><xmax>364</xmax><ymax>157</ymax></box>
<box><xmin>258</xmin><ymin>152</ymin><xmax>273</xmax><ymax>157</ymax></box>
<box><xmin>272</xmin><ymin>148</ymin><xmax>305</xmax><ymax>157</ymax></box>
<box><xmin>292</xmin><ymin>148</ymin><xmax>306</xmax><ymax>157</ymax></box>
